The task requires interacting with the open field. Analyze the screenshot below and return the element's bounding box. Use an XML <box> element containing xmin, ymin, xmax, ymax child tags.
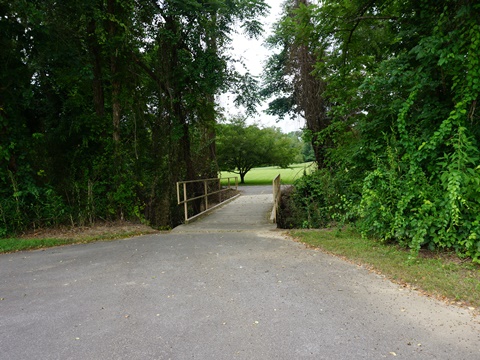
<box><xmin>220</xmin><ymin>162</ymin><xmax>315</xmax><ymax>185</ymax></box>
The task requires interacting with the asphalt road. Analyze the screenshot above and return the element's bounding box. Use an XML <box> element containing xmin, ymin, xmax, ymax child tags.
<box><xmin>1</xmin><ymin>186</ymin><xmax>479</xmax><ymax>359</ymax></box>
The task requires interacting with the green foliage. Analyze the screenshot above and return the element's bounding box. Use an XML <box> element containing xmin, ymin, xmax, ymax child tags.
<box><xmin>288</xmin><ymin>169</ymin><xmax>337</xmax><ymax>229</ymax></box>
<box><xmin>0</xmin><ymin>0</ymin><xmax>269</xmax><ymax>235</ymax></box>
<box><xmin>354</xmin><ymin>2</ymin><xmax>480</xmax><ymax>261</ymax></box>
<box><xmin>272</xmin><ymin>0</ymin><xmax>480</xmax><ymax>262</ymax></box>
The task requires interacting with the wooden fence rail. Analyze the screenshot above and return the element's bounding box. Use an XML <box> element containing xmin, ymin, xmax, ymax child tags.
<box><xmin>176</xmin><ymin>177</ymin><xmax>238</xmax><ymax>223</ymax></box>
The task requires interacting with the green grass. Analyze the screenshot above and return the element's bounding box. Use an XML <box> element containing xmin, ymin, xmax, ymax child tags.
<box><xmin>0</xmin><ymin>238</ymin><xmax>77</xmax><ymax>253</ymax></box>
<box><xmin>0</xmin><ymin>230</ymin><xmax>158</xmax><ymax>254</ymax></box>
<box><xmin>220</xmin><ymin>162</ymin><xmax>315</xmax><ymax>185</ymax></box>
<box><xmin>291</xmin><ymin>227</ymin><xmax>480</xmax><ymax>310</ymax></box>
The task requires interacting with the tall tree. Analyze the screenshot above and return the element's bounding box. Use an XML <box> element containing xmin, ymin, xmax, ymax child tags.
<box><xmin>262</xmin><ymin>0</ymin><xmax>329</xmax><ymax>166</ymax></box>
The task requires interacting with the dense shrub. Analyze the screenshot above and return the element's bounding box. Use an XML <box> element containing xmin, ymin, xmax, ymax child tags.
<box><xmin>268</xmin><ymin>0</ymin><xmax>480</xmax><ymax>262</ymax></box>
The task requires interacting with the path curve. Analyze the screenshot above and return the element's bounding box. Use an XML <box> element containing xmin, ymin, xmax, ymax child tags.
<box><xmin>1</xmin><ymin>186</ymin><xmax>479</xmax><ymax>359</ymax></box>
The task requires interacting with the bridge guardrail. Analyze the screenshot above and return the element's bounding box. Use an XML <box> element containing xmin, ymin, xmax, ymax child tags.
<box><xmin>176</xmin><ymin>177</ymin><xmax>238</xmax><ymax>223</ymax></box>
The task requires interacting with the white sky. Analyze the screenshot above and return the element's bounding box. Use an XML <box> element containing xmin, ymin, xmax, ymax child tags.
<box><xmin>218</xmin><ymin>0</ymin><xmax>304</xmax><ymax>133</ymax></box>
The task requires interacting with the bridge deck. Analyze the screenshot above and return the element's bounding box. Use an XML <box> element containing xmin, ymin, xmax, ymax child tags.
<box><xmin>172</xmin><ymin>185</ymin><xmax>277</xmax><ymax>233</ymax></box>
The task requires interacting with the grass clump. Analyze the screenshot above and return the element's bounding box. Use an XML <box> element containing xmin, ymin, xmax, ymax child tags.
<box><xmin>291</xmin><ymin>227</ymin><xmax>480</xmax><ymax>310</ymax></box>
<box><xmin>0</xmin><ymin>232</ymin><xmax>144</xmax><ymax>253</ymax></box>
<box><xmin>0</xmin><ymin>238</ymin><xmax>76</xmax><ymax>253</ymax></box>
<box><xmin>0</xmin><ymin>223</ymin><xmax>158</xmax><ymax>254</ymax></box>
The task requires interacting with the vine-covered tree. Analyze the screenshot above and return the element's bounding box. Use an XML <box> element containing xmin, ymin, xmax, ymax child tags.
<box><xmin>265</xmin><ymin>0</ymin><xmax>480</xmax><ymax>261</ymax></box>
<box><xmin>262</xmin><ymin>0</ymin><xmax>330</xmax><ymax>166</ymax></box>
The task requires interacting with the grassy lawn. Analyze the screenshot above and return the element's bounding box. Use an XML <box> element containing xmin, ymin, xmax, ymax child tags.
<box><xmin>291</xmin><ymin>227</ymin><xmax>480</xmax><ymax>310</ymax></box>
<box><xmin>220</xmin><ymin>162</ymin><xmax>315</xmax><ymax>185</ymax></box>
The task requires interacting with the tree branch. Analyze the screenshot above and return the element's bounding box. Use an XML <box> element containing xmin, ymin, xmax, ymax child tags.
<box><xmin>131</xmin><ymin>52</ymin><xmax>174</xmax><ymax>102</ymax></box>
<box><xmin>346</xmin><ymin>0</ymin><xmax>376</xmax><ymax>45</ymax></box>
<box><xmin>348</xmin><ymin>16</ymin><xmax>398</xmax><ymax>23</ymax></box>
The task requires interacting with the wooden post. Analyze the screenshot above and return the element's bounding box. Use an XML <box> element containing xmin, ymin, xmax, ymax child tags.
<box><xmin>218</xmin><ymin>178</ymin><xmax>222</xmax><ymax>202</ymax></box>
<box><xmin>272</xmin><ymin>174</ymin><xmax>281</xmax><ymax>223</ymax></box>
<box><xmin>204</xmin><ymin>180</ymin><xmax>208</xmax><ymax>210</ymax></box>
<box><xmin>183</xmin><ymin>182</ymin><xmax>188</xmax><ymax>222</ymax></box>
<box><xmin>176</xmin><ymin>182</ymin><xmax>181</xmax><ymax>205</ymax></box>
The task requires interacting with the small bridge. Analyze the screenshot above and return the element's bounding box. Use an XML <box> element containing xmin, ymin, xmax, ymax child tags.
<box><xmin>174</xmin><ymin>176</ymin><xmax>282</xmax><ymax>232</ymax></box>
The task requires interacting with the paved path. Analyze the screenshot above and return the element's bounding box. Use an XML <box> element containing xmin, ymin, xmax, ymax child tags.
<box><xmin>1</xmin><ymin>186</ymin><xmax>480</xmax><ymax>359</ymax></box>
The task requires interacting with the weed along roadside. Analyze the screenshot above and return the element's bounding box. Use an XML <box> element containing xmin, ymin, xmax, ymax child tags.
<box><xmin>0</xmin><ymin>221</ymin><xmax>159</xmax><ymax>253</ymax></box>
<box><xmin>290</xmin><ymin>228</ymin><xmax>480</xmax><ymax>311</ymax></box>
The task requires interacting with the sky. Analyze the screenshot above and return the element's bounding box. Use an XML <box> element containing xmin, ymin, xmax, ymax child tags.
<box><xmin>218</xmin><ymin>0</ymin><xmax>305</xmax><ymax>134</ymax></box>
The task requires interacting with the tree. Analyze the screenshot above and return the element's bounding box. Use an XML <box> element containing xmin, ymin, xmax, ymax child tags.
<box><xmin>261</xmin><ymin>0</ymin><xmax>330</xmax><ymax>166</ymax></box>
<box><xmin>285</xmin><ymin>131</ymin><xmax>307</xmax><ymax>163</ymax></box>
<box><xmin>216</xmin><ymin>117</ymin><xmax>298</xmax><ymax>183</ymax></box>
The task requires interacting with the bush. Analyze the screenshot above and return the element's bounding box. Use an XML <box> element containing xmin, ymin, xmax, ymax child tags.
<box><xmin>277</xmin><ymin>169</ymin><xmax>339</xmax><ymax>229</ymax></box>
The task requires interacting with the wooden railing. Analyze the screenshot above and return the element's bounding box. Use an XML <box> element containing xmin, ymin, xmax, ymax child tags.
<box><xmin>271</xmin><ymin>174</ymin><xmax>281</xmax><ymax>223</ymax></box>
<box><xmin>176</xmin><ymin>177</ymin><xmax>238</xmax><ymax>223</ymax></box>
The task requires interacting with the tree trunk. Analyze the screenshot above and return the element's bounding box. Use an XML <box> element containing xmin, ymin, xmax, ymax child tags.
<box><xmin>87</xmin><ymin>18</ymin><xmax>105</xmax><ymax>118</ymax></box>
<box><xmin>291</xmin><ymin>0</ymin><xmax>329</xmax><ymax>168</ymax></box>
<box><xmin>205</xmin><ymin>12</ymin><xmax>219</xmax><ymax>178</ymax></box>
<box><xmin>107</xmin><ymin>0</ymin><xmax>121</xmax><ymax>152</ymax></box>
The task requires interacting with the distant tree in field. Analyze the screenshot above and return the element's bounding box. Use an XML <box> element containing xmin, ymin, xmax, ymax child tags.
<box><xmin>216</xmin><ymin>117</ymin><xmax>298</xmax><ymax>183</ymax></box>
<box><xmin>286</xmin><ymin>131</ymin><xmax>315</xmax><ymax>163</ymax></box>
<box><xmin>301</xmin><ymin>140</ymin><xmax>315</xmax><ymax>162</ymax></box>
<box><xmin>285</xmin><ymin>131</ymin><xmax>305</xmax><ymax>163</ymax></box>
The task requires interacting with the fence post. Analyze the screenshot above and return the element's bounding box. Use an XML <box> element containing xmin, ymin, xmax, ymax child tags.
<box><xmin>176</xmin><ymin>182</ymin><xmax>180</xmax><ymax>205</ymax></box>
<box><xmin>204</xmin><ymin>180</ymin><xmax>208</xmax><ymax>211</ymax></box>
<box><xmin>272</xmin><ymin>174</ymin><xmax>281</xmax><ymax>223</ymax></box>
<box><xmin>217</xmin><ymin>178</ymin><xmax>221</xmax><ymax>202</ymax></box>
<box><xmin>183</xmin><ymin>182</ymin><xmax>188</xmax><ymax>221</ymax></box>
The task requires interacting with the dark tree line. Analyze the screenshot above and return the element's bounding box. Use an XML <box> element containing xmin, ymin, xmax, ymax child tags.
<box><xmin>0</xmin><ymin>0</ymin><xmax>268</xmax><ymax>235</ymax></box>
